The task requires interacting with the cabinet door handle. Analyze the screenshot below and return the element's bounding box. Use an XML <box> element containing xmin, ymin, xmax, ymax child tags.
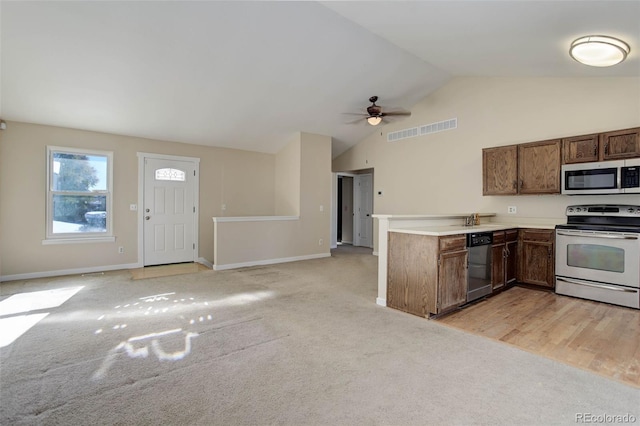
<box><xmin>592</xmin><ymin>144</ymin><xmax>597</xmax><ymax>156</ymax></box>
<box><xmin>519</xmin><ymin>179</ymin><xmax>524</xmax><ymax>190</ymax></box>
<box><xmin>604</xmin><ymin>142</ymin><xmax>609</xmax><ymax>155</ymax></box>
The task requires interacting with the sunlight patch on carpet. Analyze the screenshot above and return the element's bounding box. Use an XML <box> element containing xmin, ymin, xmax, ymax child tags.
<box><xmin>0</xmin><ymin>286</ymin><xmax>84</xmax><ymax>347</ymax></box>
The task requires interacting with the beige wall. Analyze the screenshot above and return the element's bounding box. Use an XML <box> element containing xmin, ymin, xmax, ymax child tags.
<box><xmin>212</xmin><ymin>132</ymin><xmax>332</xmax><ymax>268</ymax></box>
<box><xmin>274</xmin><ymin>135</ymin><xmax>301</xmax><ymax>215</ymax></box>
<box><xmin>298</xmin><ymin>132</ymin><xmax>332</xmax><ymax>254</ymax></box>
<box><xmin>333</xmin><ymin>76</ymin><xmax>640</xmax><ymax>251</ymax></box>
<box><xmin>0</xmin><ymin>121</ymin><xmax>275</xmax><ymax>278</ymax></box>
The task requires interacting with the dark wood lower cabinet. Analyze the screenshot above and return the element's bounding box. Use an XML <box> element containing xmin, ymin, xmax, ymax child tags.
<box><xmin>387</xmin><ymin>232</ymin><xmax>437</xmax><ymax>317</ymax></box>
<box><xmin>387</xmin><ymin>232</ymin><xmax>467</xmax><ymax>317</ymax></box>
<box><xmin>517</xmin><ymin>229</ymin><xmax>555</xmax><ymax>288</ymax></box>
<box><xmin>491</xmin><ymin>229</ymin><xmax>518</xmax><ymax>291</ymax></box>
<box><xmin>438</xmin><ymin>249</ymin><xmax>468</xmax><ymax>312</ymax></box>
<box><xmin>386</xmin><ymin>228</ymin><xmax>555</xmax><ymax>318</ymax></box>
<box><xmin>505</xmin><ymin>236</ymin><xmax>518</xmax><ymax>285</ymax></box>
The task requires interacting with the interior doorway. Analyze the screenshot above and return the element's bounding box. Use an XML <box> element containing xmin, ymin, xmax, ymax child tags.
<box><xmin>337</xmin><ymin>175</ymin><xmax>354</xmax><ymax>244</ymax></box>
<box><xmin>332</xmin><ymin>170</ymin><xmax>373</xmax><ymax>249</ymax></box>
<box><xmin>354</xmin><ymin>173</ymin><xmax>373</xmax><ymax>248</ymax></box>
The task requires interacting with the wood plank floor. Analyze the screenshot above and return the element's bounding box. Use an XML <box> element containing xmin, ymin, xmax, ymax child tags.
<box><xmin>436</xmin><ymin>286</ymin><xmax>640</xmax><ymax>388</ymax></box>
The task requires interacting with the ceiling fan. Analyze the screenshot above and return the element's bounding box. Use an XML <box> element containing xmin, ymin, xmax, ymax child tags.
<box><xmin>353</xmin><ymin>96</ymin><xmax>412</xmax><ymax>126</ymax></box>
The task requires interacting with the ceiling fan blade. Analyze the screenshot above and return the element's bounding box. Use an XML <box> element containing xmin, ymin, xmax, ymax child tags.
<box><xmin>381</xmin><ymin>111</ymin><xmax>411</xmax><ymax>117</ymax></box>
<box><xmin>345</xmin><ymin>117</ymin><xmax>366</xmax><ymax>124</ymax></box>
<box><xmin>341</xmin><ymin>112</ymin><xmax>368</xmax><ymax>124</ymax></box>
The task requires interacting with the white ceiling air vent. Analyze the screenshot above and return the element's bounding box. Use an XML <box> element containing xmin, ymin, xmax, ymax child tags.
<box><xmin>387</xmin><ymin>118</ymin><xmax>457</xmax><ymax>142</ymax></box>
<box><xmin>387</xmin><ymin>126</ymin><xmax>419</xmax><ymax>142</ymax></box>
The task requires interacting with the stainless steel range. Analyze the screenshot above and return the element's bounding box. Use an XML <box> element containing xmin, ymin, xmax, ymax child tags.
<box><xmin>555</xmin><ymin>204</ymin><xmax>640</xmax><ymax>309</ymax></box>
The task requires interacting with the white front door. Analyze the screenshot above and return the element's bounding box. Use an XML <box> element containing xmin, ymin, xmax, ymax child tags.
<box><xmin>143</xmin><ymin>158</ymin><xmax>196</xmax><ymax>266</ymax></box>
<box><xmin>354</xmin><ymin>174</ymin><xmax>373</xmax><ymax>248</ymax></box>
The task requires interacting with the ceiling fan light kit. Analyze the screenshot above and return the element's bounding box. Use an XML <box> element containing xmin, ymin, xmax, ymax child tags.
<box><xmin>569</xmin><ymin>35</ymin><xmax>630</xmax><ymax>67</ymax></box>
<box><xmin>367</xmin><ymin>116</ymin><xmax>382</xmax><ymax>126</ymax></box>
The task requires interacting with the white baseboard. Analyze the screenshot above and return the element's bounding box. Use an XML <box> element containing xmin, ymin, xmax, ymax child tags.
<box><xmin>376</xmin><ymin>297</ymin><xmax>387</xmax><ymax>307</ymax></box>
<box><xmin>213</xmin><ymin>253</ymin><xmax>330</xmax><ymax>271</ymax></box>
<box><xmin>197</xmin><ymin>257</ymin><xmax>213</xmax><ymax>269</ymax></box>
<box><xmin>0</xmin><ymin>262</ymin><xmax>142</xmax><ymax>282</ymax></box>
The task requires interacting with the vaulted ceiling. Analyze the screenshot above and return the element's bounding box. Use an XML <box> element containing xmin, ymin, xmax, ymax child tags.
<box><xmin>1</xmin><ymin>1</ymin><xmax>638</xmax><ymax>158</ymax></box>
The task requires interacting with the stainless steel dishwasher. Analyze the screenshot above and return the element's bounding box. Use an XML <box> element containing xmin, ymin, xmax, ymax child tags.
<box><xmin>466</xmin><ymin>232</ymin><xmax>493</xmax><ymax>302</ymax></box>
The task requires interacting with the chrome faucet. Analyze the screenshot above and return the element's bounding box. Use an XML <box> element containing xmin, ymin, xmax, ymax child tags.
<box><xmin>465</xmin><ymin>215</ymin><xmax>475</xmax><ymax>226</ymax></box>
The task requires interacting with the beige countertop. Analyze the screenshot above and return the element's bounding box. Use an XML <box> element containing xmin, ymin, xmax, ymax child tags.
<box><xmin>389</xmin><ymin>222</ymin><xmax>557</xmax><ymax>236</ymax></box>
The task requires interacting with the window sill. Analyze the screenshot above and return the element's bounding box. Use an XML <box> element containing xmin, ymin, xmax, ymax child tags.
<box><xmin>42</xmin><ymin>236</ymin><xmax>116</xmax><ymax>245</ymax></box>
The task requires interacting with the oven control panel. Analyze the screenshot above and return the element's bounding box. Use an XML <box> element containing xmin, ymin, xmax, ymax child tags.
<box><xmin>566</xmin><ymin>204</ymin><xmax>640</xmax><ymax>216</ymax></box>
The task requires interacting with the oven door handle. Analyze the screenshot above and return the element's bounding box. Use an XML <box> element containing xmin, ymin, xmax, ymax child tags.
<box><xmin>556</xmin><ymin>230</ymin><xmax>638</xmax><ymax>240</ymax></box>
<box><xmin>556</xmin><ymin>277</ymin><xmax>639</xmax><ymax>293</ymax></box>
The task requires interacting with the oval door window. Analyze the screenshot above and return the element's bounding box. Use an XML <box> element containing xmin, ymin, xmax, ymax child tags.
<box><xmin>155</xmin><ymin>168</ymin><xmax>186</xmax><ymax>182</ymax></box>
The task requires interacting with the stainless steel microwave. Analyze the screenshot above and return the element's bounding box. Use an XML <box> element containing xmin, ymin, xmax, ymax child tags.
<box><xmin>561</xmin><ymin>159</ymin><xmax>640</xmax><ymax>195</ymax></box>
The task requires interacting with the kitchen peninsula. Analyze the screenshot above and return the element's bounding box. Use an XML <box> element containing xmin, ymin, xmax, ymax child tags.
<box><xmin>374</xmin><ymin>213</ymin><xmax>561</xmax><ymax>317</ymax></box>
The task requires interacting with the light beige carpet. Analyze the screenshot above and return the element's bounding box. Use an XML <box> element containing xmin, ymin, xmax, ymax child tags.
<box><xmin>1</xmin><ymin>246</ymin><xmax>638</xmax><ymax>425</ymax></box>
<box><xmin>129</xmin><ymin>262</ymin><xmax>210</xmax><ymax>280</ymax></box>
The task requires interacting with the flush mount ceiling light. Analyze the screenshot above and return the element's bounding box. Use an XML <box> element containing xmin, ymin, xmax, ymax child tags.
<box><xmin>367</xmin><ymin>116</ymin><xmax>382</xmax><ymax>126</ymax></box>
<box><xmin>569</xmin><ymin>35</ymin><xmax>630</xmax><ymax>67</ymax></box>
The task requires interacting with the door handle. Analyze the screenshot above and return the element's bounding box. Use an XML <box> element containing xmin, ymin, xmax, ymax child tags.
<box><xmin>145</xmin><ymin>208</ymin><xmax>150</xmax><ymax>213</ymax></box>
<box><xmin>145</xmin><ymin>216</ymin><xmax>151</xmax><ymax>220</ymax></box>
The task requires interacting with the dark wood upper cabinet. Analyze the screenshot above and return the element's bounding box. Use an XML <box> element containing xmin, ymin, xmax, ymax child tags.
<box><xmin>600</xmin><ymin>127</ymin><xmax>640</xmax><ymax>161</ymax></box>
<box><xmin>562</xmin><ymin>127</ymin><xmax>640</xmax><ymax>163</ymax></box>
<box><xmin>517</xmin><ymin>139</ymin><xmax>562</xmax><ymax>195</ymax></box>
<box><xmin>485</xmin><ymin>127</ymin><xmax>639</xmax><ymax>196</ymax></box>
<box><xmin>562</xmin><ymin>133</ymin><xmax>599</xmax><ymax>164</ymax></box>
<box><xmin>482</xmin><ymin>145</ymin><xmax>518</xmax><ymax>195</ymax></box>
<box><xmin>483</xmin><ymin>140</ymin><xmax>562</xmax><ymax>196</ymax></box>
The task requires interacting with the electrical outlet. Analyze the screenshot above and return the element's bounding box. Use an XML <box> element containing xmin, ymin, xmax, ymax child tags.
<box><xmin>318</xmin><ymin>239</ymin><xmax>323</xmax><ymax>246</ymax></box>
<box><xmin>130</xmin><ymin>204</ymin><xmax>137</xmax><ymax>211</ymax></box>
<box><xmin>221</xmin><ymin>204</ymin><xmax>227</xmax><ymax>211</ymax></box>
<box><xmin>319</xmin><ymin>205</ymin><xmax>324</xmax><ymax>212</ymax></box>
<box><xmin>118</xmin><ymin>246</ymin><xmax>124</xmax><ymax>254</ymax></box>
<box><xmin>508</xmin><ymin>206</ymin><xmax>517</xmax><ymax>214</ymax></box>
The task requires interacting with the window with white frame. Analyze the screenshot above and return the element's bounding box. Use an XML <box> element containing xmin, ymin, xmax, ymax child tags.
<box><xmin>46</xmin><ymin>146</ymin><xmax>113</xmax><ymax>242</ymax></box>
